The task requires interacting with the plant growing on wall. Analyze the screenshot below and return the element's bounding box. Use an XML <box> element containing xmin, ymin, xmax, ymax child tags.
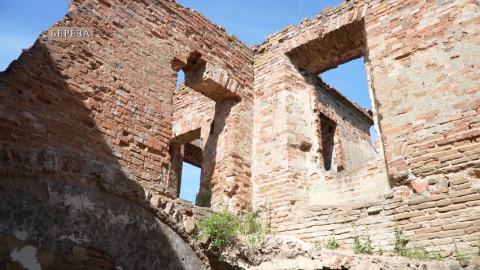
<box><xmin>394</xmin><ymin>226</ymin><xmax>409</xmax><ymax>256</ymax></box>
<box><xmin>239</xmin><ymin>206</ymin><xmax>270</xmax><ymax>252</ymax></box>
<box><xmin>353</xmin><ymin>227</ymin><xmax>373</xmax><ymax>255</ymax></box>
<box><xmin>194</xmin><ymin>205</ymin><xmax>270</xmax><ymax>252</ymax></box>
<box><xmin>393</xmin><ymin>226</ymin><xmax>441</xmax><ymax>261</ymax></box>
<box><xmin>194</xmin><ymin>209</ymin><xmax>241</xmax><ymax>250</ymax></box>
<box><xmin>314</xmin><ymin>237</ymin><xmax>339</xmax><ymax>250</ymax></box>
<box><xmin>324</xmin><ymin>237</ymin><xmax>339</xmax><ymax>250</ymax></box>
<box><xmin>453</xmin><ymin>238</ymin><xmax>468</xmax><ymax>261</ymax></box>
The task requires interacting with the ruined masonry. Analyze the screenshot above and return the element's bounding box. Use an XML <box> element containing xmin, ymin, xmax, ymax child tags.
<box><xmin>0</xmin><ymin>0</ymin><xmax>479</xmax><ymax>269</ymax></box>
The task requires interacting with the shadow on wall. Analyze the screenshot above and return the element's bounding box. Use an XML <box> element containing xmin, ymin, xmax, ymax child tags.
<box><xmin>0</xmin><ymin>37</ymin><xmax>205</xmax><ymax>269</ymax></box>
<box><xmin>197</xmin><ymin>98</ymin><xmax>234</xmax><ymax>207</ymax></box>
<box><xmin>171</xmin><ymin>54</ymin><xmax>243</xmax><ymax>209</ymax></box>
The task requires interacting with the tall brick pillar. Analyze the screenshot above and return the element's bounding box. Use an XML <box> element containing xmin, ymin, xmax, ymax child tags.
<box><xmin>182</xmin><ymin>61</ymin><xmax>253</xmax><ymax>210</ymax></box>
<box><xmin>253</xmin><ymin>54</ymin><xmax>315</xmax><ymax>225</ymax></box>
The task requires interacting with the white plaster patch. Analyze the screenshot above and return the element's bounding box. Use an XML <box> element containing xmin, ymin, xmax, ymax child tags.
<box><xmin>13</xmin><ymin>229</ymin><xmax>28</xmax><ymax>240</ymax></box>
<box><xmin>106</xmin><ymin>209</ymin><xmax>132</xmax><ymax>225</ymax></box>
<box><xmin>10</xmin><ymin>246</ymin><xmax>41</xmax><ymax>270</ymax></box>
<box><xmin>64</xmin><ymin>194</ymin><xmax>96</xmax><ymax>212</ymax></box>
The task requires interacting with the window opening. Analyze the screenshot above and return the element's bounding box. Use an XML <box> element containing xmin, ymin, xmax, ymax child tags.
<box><xmin>320</xmin><ymin>57</ymin><xmax>376</xmax><ymax>148</ymax></box>
<box><xmin>320</xmin><ymin>114</ymin><xmax>337</xmax><ymax>171</ymax></box>
<box><xmin>177</xmin><ymin>70</ymin><xmax>185</xmax><ymax>88</ymax></box>
<box><xmin>180</xmin><ymin>161</ymin><xmax>201</xmax><ymax>202</ymax></box>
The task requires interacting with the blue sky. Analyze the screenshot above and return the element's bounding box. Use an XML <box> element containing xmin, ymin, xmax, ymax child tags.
<box><xmin>0</xmin><ymin>0</ymin><xmax>374</xmax><ymax>203</ymax></box>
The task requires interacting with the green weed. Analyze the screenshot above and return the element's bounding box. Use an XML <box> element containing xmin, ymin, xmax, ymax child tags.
<box><xmin>394</xmin><ymin>226</ymin><xmax>442</xmax><ymax>261</ymax></box>
<box><xmin>315</xmin><ymin>237</ymin><xmax>339</xmax><ymax>250</ymax></box>
<box><xmin>353</xmin><ymin>227</ymin><xmax>373</xmax><ymax>255</ymax></box>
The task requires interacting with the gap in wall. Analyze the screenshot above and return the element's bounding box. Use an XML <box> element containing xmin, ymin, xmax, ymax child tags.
<box><xmin>320</xmin><ymin>114</ymin><xmax>337</xmax><ymax>171</ymax></box>
<box><xmin>180</xmin><ymin>162</ymin><xmax>201</xmax><ymax>203</ymax></box>
<box><xmin>319</xmin><ymin>57</ymin><xmax>377</xmax><ymax>149</ymax></box>
<box><xmin>177</xmin><ymin>69</ymin><xmax>185</xmax><ymax>88</ymax></box>
<box><xmin>176</xmin><ymin>69</ymin><xmax>201</xmax><ymax>203</ymax></box>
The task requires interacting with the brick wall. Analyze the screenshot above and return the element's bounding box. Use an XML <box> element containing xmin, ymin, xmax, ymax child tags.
<box><xmin>1</xmin><ymin>0</ymin><xmax>480</xmax><ymax>264</ymax></box>
<box><xmin>277</xmin><ymin>175</ymin><xmax>480</xmax><ymax>258</ymax></box>
<box><xmin>171</xmin><ymin>84</ymin><xmax>215</xmax><ymax>202</ymax></box>
<box><xmin>0</xmin><ymin>0</ymin><xmax>253</xmax><ymax>267</ymax></box>
<box><xmin>252</xmin><ymin>1</ymin><xmax>388</xmax><ymax>225</ymax></box>
<box><xmin>0</xmin><ymin>0</ymin><xmax>254</xmax><ymax>206</ymax></box>
<box><xmin>253</xmin><ymin>0</ymin><xmax>480</xmax><ymax>259</ymax></box>
<box><xmin>364</xmin><ymin>0</ymin><xmax>480</xmax><ymax>181</ymax></box>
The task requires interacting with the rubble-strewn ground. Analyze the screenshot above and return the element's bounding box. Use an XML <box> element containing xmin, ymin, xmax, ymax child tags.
<box><xmin>218</xmin><ymin>235</ymin><xmax>475</xmax><ymax>270</ymax></box>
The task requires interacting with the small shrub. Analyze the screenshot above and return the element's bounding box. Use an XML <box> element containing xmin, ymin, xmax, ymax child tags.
<box><xmin>245</xmin><ymin>234</ymin><xmax>266</xmax><ymax>253</ymax></box>
<box><xmin>239</xmin><ymin>206</ymin><xmax>270</xmax><ymax>252</ymax></box>
<box><xmin>324</xmin><ymin>237</ymin><xmax>339</xmax><ymax>250</ymax></box>
<box><xmin>240</xmin><ymin>206</ymin><xmax>264</xmax><ymax>235</ymax></box>
<box><xmin>404</xmin><ymin>243</ymin><xmax>431</xmax><ymax>261</ymax></box>
<box><xmin>393</xmin><ymin>226</ymin><xmax>440</xmax><ymax>261</ymax></box>
<box><xmin>194</xmin><ymin>205</ymin><xmax>270</xmax><ymax>253</ymax></box>
<box><xmin>353</xmin><ymin>227</ymin><xmax>373</xmax><ymax>255</ymax></box>
<box><xmin>194</xmin><ymin>209</ymin><xmax>240</xmax><ymax>250</ymax></box>
<box><xmin>394</xmin><ymin>226</ymin><xmax>409</xmax><ymax>256</ymax></box>
<box><xmin>315</xmin><ymin>237</ymin><xmax>339</xmax><ymax>250</ymax></box>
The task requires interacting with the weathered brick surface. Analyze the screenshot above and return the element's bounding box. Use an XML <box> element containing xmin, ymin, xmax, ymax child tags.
<box><xmin>1</xmin><ymin>0</ymin><xmax>480</xmax><ymax>266</ymax></box>
<box><xmin>0</xmin><ymin>0</ymin><xmax>252</xmax><ymax>268</ymax></box>
<box><xmin>0</xmin><ymin>0</ymin><xmax>254</xmax><ymax>206</ymax></box>
<box><xmin>275</xmin><ymin>177</ymin><xmax>480</xmax><ymax>259</ymax></box>
<box><xmin>251</xmin><ymin>0</ymin><xmax>480</xmax><ymax>260</ymax></box>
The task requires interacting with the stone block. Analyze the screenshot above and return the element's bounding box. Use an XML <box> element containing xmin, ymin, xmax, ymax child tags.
<box><xmin>184</xmin><ymin>217</ymin><xmax>196</xmax><ymax>233</ymax></box>
<box><xmin>392</xmin><ymin>211</ymin><xmax>426</xmax><ymax>221</ymax></box>
<box><xmin>412</xmin><ymin>181</ymin><xmax>428</xmax><ymax>193</ymax></box>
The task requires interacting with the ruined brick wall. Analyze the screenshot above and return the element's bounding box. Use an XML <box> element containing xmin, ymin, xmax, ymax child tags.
<box><xmin>2</xmin><ymin>0</ymin><xmax>480</xmax><ymax>265</ymax></box>
<box><xmin>0</xmin><ymin>0</ymin><xmax>254</xmax><ymax>205</ymax></box>
<box><xmin>253</xmin><ymin>0</ymin><xmax>480</xmax><ymax>260</ymax></box>
<box><xmin>252</xmin><ymin>3</ymin><xmax>388</xmax><ymax>225</ymax></box>
<box><xmin>171</xmin><ymin>83</ymin><xmax>216</xmax><ymax>203</ymax></box>
<box><xmin>0</xmin><ymin>0</ymin><xmax>253</xmax><ymax>267</ymax></box>
<box><xmin>172</xmin><ymin>80</ymin><xmax>253</xmax><ymax>208</ymax></box>
<box><xmin>277</xmin><ymin>175</ymin><xmax>480</xmax><ymax>259</ymax></box>
<box><xmin>173</xmin><ymin>83</ymin><xmax>215</xmax><ymax>139</ymax></box>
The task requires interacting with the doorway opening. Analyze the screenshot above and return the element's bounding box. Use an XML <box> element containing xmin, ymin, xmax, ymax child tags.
<box><xmin>179</xmin><ymin>139</ymin><xmax>203</xmax><ymax>203</ymax></box>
